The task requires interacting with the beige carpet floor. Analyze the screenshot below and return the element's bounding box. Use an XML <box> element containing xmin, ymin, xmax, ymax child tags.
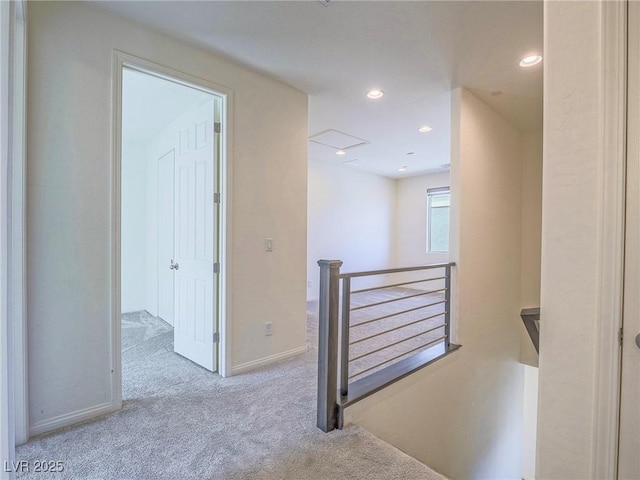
<box><xmin>15</xmin><ymin>298</ymin><xmax>446</xmax><ymax>480</ymax></box>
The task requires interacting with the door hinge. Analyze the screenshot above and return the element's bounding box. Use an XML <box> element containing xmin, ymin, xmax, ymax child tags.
<box><xmin>214</xmin><ymin>122</ymin><xmax>221</xmax><ymax>134</ymax></box>
<box><xmin>619</xmin><ymin>327</ymin><xmax>624</xmax><ymax>347</ymax></box>
<box><xmin>213</xmin><ymin>332</ymin><xmax>219</xmax><ymax>344</ymax></box>
<box><xmin>214</xmin><ymin>192</ymin><xmax>221</xmax><ymax>204</ymax></box>
<box><xmin>214</xmin><ymin>262</ymin><xmax>220</xmax><ymax>274</ymax></box>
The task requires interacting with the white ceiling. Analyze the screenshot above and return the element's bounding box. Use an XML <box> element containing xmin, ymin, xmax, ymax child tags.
<box><xmin>100</xmin><ymin>1</ymin><xmax>543</xmax><ymax>179</ymax></box>
<box><xmin>122</xmin><ymin>68</ymin><xmax>213</xmax><ymax>144</ymax></box>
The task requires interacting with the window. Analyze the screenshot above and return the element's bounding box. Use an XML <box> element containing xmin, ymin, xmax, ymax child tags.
<box><xmin>427</xmin><ymin>187</ymin><xmax>450</xmax><ymax>253</ymax></box>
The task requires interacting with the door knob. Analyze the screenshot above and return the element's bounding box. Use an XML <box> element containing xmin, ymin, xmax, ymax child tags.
<box><xmin>169</xmin><ymin>260</ymin><xmax>179</xmax><ymax>270</ymax></box>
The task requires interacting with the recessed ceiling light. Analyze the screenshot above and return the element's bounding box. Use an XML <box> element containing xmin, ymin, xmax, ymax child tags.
<box><xmin>336</xmin><ymin>149</ymin><xmax>346</xmax><ymax>156</ymax></box>
<box><xmin>519</xmin><ymin>54</ymin><xmax>542</xmax><ymax>67</ymax></box>
<box><xmin>418</xmin><ymin>125</ymin><xmax>433</xmax><ymax>133</ymax></box>
<box><xmin>367</xmin><ymin>89</ymin><xmax>384</xmax><ymax>100</ymax></box>
<box><xmin>398</xmin><ymin>166</ymin><xmax>408</xmax><ymax>172</ymax></box>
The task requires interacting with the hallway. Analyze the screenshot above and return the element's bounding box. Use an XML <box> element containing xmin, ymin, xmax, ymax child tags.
<box><xmin>15</xmin><ymin>307</ymin><xmax>444</xmax><ymax>480</ymax></box>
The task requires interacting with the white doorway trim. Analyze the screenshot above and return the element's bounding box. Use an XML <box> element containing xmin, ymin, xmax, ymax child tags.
<box><xmin>1</xmin><ymin>3</ymin><xmax>13</xmax><ymax>476</ymax></box>
<box><xmin>2</xmin><ymin>0</ymin><xmax>27</xmax><ymax>465</ymax></box>
<box><xmin>591</xmin><ymin>1</ymin><xmax>627</xmax><ymax>478</ymax></box>
<box><xmin>10</xmin><ymin>0</ymin><xmax>27</xmax><ymax>448</ymax></box>
<box><xmin>111</xmin><ymin>51</ymin><xmax>233</xmax><ymax>409</ymax></box>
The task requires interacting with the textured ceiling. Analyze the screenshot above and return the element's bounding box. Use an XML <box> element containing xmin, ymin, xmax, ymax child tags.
<box><xmin>98</xmin><ymin>0</ymin><xmax>543</xmax><ymax>178</ymax></box>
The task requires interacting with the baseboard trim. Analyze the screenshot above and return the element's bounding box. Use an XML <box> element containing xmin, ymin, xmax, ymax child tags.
<box><xmin>231</xmin><ymin>345</ymin><xmax>307</xmax><ymax>375</ymax></box>
<box><xmin>29</xmin><ymin>402</ymin><xmax>117</xmax><ymax>437</ymax></box>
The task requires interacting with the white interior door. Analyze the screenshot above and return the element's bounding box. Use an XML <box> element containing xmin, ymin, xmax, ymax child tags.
<box><xmin>173</xmin><ymin>100</ymin><xmax>218</xmax><ymax>372</ymax></box>
<box><xmin>157</xmin><ymin>149</ymin><xmax>175</xmax><ymax>326</ymax></box>
<box><xmin>620</xmin><ymin>3</ymin><xmax>640</xmax><ymax>476</ymax></box>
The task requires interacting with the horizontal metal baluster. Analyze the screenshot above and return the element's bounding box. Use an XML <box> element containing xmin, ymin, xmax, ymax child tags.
<box><xmin>350</xmin><ymin>316</ymin><xmax>446</xmax><ymax>346</ymax></box>
<box><xmin>340</xmin><ymin>262</ymin><xmax>454</xmax><ymax>279</ymax></box>
<box><xmin>350</xmin><ymin>298</ymin><xmax>446</xmax><ymax>328</ymax></box>
<box><xmin>349</xmin><ymin>335</ymin><xmax>447</xmax><ymax>379</ymax></box>
<box><xmin>351</xmin><ymin>290</ymin><xmax>441</xmax><ymax>311</ymax></box>
<box><xmin>351</xmin><ymin>277</ymin><xmax>445</xmax><ymax>295</ymax></box>
<box><xmin>350</xmin><ymin>327</ymin><xmax>447</xmax><ymax>362</ymax></box>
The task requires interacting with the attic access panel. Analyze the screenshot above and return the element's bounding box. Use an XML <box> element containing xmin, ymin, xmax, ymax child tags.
<box><xmin>308</xmin><ymin>129</ymin><xmax>369</xmax><ymax>150</ymax></box>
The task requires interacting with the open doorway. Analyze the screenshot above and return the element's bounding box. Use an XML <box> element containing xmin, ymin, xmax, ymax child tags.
<box><xmin>120</xmin><ymin>65</ymin><xmax>225</xmax><ymax>399</ymax></box>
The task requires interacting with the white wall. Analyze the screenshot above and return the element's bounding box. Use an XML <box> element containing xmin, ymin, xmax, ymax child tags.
<box><xmin>519</xmin><ymin>130</ymin><xmax>542</xmax><ymax>479</ymax></box>
<box><xmin>307</xmin><ymin>163</ymin><xmax>453</xmax><ymax>302</ymax></box>
<box><xmin>520</xmin><ymin>130</ymin><xmax>542</xmax><ymax>368</ymax></box>
<box><xmin>26</xmin><ymin>1</ymin><xmax>307</xmax><ymax>434</ymax></box>
<box><xmin>520</xmin><ymin>130</ymin><xmax>543</xmax><ymax>310</ymax></box>
<box><xmin>144</xmin><ymin>140</ymin><xmax>159</xmax><ymax>318</ymax></box>
<box><xmin>391</xmin><ymin>171</ymin><xmax>451</xmax><ymax>289</ymax></box>
<box><xmin>307</xmin><ymin>161</ymin><xmax>397</xmax><ymax>300</ymax></box>
<box><xmin>0</xmin><ymin>1</ymin><xmax>13</xmax><ymax>475</ymax></box>
<box><xmin>345</xmin><ymin>88</ymin><xmax>525</xmax><ymax>479</ymax></box>
<box><xmin>536</xmin><ymin>1</ymin><xmax>609</xmax><ymax>477</ymax></box>
<box><xmin>396</xmin><ymin>171</ymin><xmax>450</xmax><ymax>267</ymax></box>
<box><xmin>522</xmin><ymin>365</ymin><xmax>539</xmax><ymax>480</ymax></box>
<box><xmin>120</xmin><ymin>141</ymin><xmax>147</xmax><ymax>313</ymax></box>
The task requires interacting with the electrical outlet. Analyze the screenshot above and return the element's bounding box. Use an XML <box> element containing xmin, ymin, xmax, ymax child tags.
<box><xmin>265</xmin><ymin>238</ymin><xmax>274</xmax><ymax>252</ymax></box>
<box><xmin>265</xmin><ymin>322</ymin><xmax>273</xmax><ymax>336</ymax></box>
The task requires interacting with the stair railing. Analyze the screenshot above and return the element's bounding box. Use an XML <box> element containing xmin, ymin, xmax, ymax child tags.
<box><xmin>316</xmin><ymin>260</ymin><xmax>460</xmax><ymax>432</ymax></box>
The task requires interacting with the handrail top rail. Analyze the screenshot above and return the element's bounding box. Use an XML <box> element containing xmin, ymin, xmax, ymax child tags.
<box><xmin>338</xmin><ymin>262</ymin><xmax>456</xmax><ymax>279</ymax></box>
